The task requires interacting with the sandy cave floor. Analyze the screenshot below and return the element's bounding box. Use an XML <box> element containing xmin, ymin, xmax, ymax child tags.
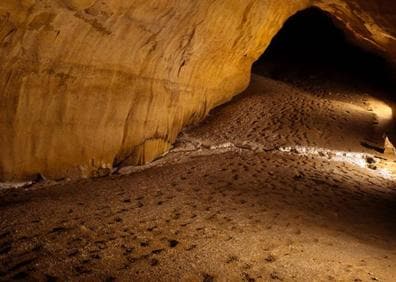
<box><xmin>1</xmin><ymin>73</ymin><xmax>396</xmax><ymax>281</ymax></box>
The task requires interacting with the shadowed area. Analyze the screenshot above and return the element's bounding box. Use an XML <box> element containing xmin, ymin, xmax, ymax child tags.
<box><xmin>253</xmin><ymin>7</ymin><xmax>395</xmax><ymax>90</ymax></box>
<box><xmin>254</xmin><ymin>6</ymin><xmax>396</xmax><ymax>151</ymax></box>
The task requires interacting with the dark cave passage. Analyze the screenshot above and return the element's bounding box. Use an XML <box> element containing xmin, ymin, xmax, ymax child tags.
<box><xmin>253</xmin><ymin>6</ymin><xmax>396</xmax><ymax>152</ymax></box>
<box><xmin>253</xmin><ymin>7</ymin><xmax>395</xmax><ymax>92</ymax></box>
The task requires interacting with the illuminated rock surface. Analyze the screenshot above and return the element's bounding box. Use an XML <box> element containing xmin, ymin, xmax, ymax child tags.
<box><xmin>1</xmin><ymin>0</ymin><xmax>396</xmax><ymax>181</ymax></box>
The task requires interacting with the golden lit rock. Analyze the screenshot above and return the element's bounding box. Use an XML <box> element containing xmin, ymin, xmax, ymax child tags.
<box><xmin>0</xmin><ymin>0</ymin><xmax>395</xmax><ymax>181</ymax></box>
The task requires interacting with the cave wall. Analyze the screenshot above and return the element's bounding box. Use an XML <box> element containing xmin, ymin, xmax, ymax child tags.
<box><xmin>0</xmin><ymin>0</ymin><xmax>395</xmax><ymax>181</ymax></box>
<box><xmin>315</xmin><ymin>0</ymin><xmax>396</xmax><ymax>62</ymax></box>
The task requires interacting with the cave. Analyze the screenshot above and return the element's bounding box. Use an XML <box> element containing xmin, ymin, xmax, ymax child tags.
<box><xmin>253</xmin><ymin>7</ymin><xmax>394</xmax><ymax>91</ymax></box>
<box><xmin>0</xmin><ymin>2</ymin><xmax>396</xmax><ymax>281</ymax></box>
<box><xmin>252</xmin><ymin>6</ymin><xmax>396</xmax><ymax>152</ymax></box>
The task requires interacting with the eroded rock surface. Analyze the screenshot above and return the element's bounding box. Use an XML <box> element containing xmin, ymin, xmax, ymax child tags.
<box><xmin>0</xmin><ymin>0</ymin><xmax>395</xmax><ymax>181</ymax></box>
<box><xmin>316</xmin><ymin>0</ymin><xmax>396</xmax><ymax>61</ymax></box>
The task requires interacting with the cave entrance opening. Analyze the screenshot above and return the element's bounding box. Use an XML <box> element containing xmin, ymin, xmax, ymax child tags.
<box><xmin>253</xmin><ymin>7</ymin><xmax>394</xmax><ymax>90</ymax></box>
<box><xmin>252</xmin><ymin>6</ymin><xmax>396</xmax><ymax>156</ymax></box>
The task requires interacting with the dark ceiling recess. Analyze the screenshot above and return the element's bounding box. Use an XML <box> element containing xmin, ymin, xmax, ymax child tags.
<box><xmin>253</xmin><ymin>7</ymin><xmax>395</xmax><ymax>91</ymax></box>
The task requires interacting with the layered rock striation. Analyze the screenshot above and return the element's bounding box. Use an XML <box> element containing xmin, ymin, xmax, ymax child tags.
<box><xmin>1</xmin><ymin>0</ymin><xmax>395</xmax><ymax>181</ymax></box>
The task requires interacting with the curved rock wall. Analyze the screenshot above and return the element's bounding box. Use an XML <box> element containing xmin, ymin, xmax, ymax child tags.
<box><xmin>315</xmin><ymin>0</ymin><xmax>396</xmax><ymax>62</ymax></box>
<box><xmin>0</xmin><ymin>0</ymin><xmax>395</xmax><ymax>181</ymax></box>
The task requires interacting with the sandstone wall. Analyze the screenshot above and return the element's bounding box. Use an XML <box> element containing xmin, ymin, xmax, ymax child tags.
<box><xmin>0</xmin><ymin>0</ymin><xmax>395</xmax><ymax>181</ymax></box>
<box><xmin>316</xmin><ymin>0</ymin><xmax>396</xmax><ymax>62</ymax></box>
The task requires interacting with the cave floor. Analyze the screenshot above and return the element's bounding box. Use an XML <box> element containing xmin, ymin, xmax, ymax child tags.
<box><xmin>1</xmin><ymin>74</ymin><xmax>396</xmax><ymax>281</ymax></box>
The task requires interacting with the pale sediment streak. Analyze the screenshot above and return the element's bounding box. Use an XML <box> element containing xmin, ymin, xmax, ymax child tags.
<box><xmin>278</xmin><ymin>145</ymin><xmax>393</xmax><ymax>179</ymax></box>
<box><xmin>1</xmin><ymin>141</ymin><xmax>393</xmax><ymax>189</ymax></box>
